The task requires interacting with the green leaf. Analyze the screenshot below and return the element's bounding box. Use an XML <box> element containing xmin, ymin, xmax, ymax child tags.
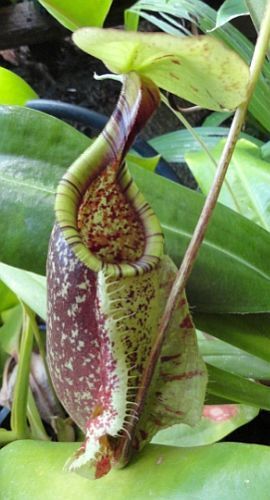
<box><xmin>213</xmin><ymin>0</ymin><xmax>248</xmax><ymax>30</ymax></box>
<box><xmin>1</xmin><ymin>106</ymin><xmax>270</xmax><ymax>314</ymax></box>
<box><xmin>128</xmin><ymin>0</ymin><xmax>270</xmax><ymax>132</ymax></box>
<box><xmin>203</xmin><ymin>111</ymin><xmax>233</xmax><ymax>127</ymax></box>
<box><xmin>127</xmin><ymin>152</ymin><xmax>160</xmax><ymax>172</ymax></box>
<box><xmin>207</xmin><ymin>364</ymin><xmax>270</xmax><ymax>410</ymax></box>
<box><xmin>245</xmin><ymin>1</ymin><xmax>265</xmax><ymax>29</ymax></box>
<box><xmin>124</xmin><ymin>9</ymin><xmax>139</xmax><ymax>31</ymax></box>
<box><xmin>2</xmin><ymin>440</ymin><xmax>270</xmax><ymax>499</ymax></box>
<box><xmin>0</xmin><ymin>305</ymin><xmax>23</xmax><ymax>355</ymax></box>
<box><xmin>149</xmin><ymin>171</ymin><xmax>270</xmax><ymax>314</ymax></box>
<box><xmin>0</xmin><ymin>106</ymin><xmax>90</xmax><ymax>274</ymax></box>
<box><xmin>149</xmin><ymin>127</ymin><xmax>262</xmax><ymax>164</ymax></box>
<box><xmin>197</xmin><ymin>330</ymin><xmax>270</xmax><ymax>379</ymax></box>
<box><xmin>37</xmin><ymin>0</ymin><xmax>113</xmax><ymax>31</ymax></box>
<box><xmin>245</xmin><ymin>0</ymin><xmax>266</xmax><ymax>29</ymax></box>
<box><xmin>194</xmin><ymin>312</ymin><xmax>270</xmax><ymax>364</ymax></box>
<box><xmin>185</xmin><ymin>139</ymin><xmax>270</xmax><ymax>230</ymax></box>
<box><xmin>245</xmin><ymin>1</ymin><xmax>270</xmax><ymax>59</ymax></box>
<box><xmin>261</xmin><ymin>140</ymin><xmax>270</xmax><ymax>160</ymax></box>
<box><xmin>152</xmin><ymin>404</ymin><xmax>258</xmax><ymax>447</ymax></box>
<box><xmin>0</xmin><ymin>263</ymin><xmax>46</xmax><ymax>321</ymax></box>
<box><xmin>73</xmin><ymin>28</ymin><xmax>249</xmax><ymax>111</ymax></box>
<box><xmin>0</xmin><ymin>68</ymin><xmax>38</xmax><ymax>105</ymax></box>
<box><xmin>0</xmin><ymin>281</ymin><xmax>18</xmax><ymax>315</ymax></box>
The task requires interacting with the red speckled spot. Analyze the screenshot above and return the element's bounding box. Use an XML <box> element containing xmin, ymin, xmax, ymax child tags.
<box><xmin>180</xmin><ymin>315</ymin><xmax>194</xmax><ymax>329</ymax></box>
<box><xmin>95</xmin><ymin>455</ymin><xmax>112</xmax><ymax>479</ymax></box>
<box><xmin>47</xmin><ymin>225</ymin><xmax>120</xmax><ymax>431</ymax></box>
<box><xmin>203</xmin><ymin>404</ymin><xmax>238</xmax><ymax>422</ymax></box>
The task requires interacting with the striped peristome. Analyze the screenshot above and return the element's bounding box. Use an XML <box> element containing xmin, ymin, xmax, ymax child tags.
<box><xmin>47</xmin><ymin>72</ymin><xmax>207</xmax><ymax>479</ymax></box>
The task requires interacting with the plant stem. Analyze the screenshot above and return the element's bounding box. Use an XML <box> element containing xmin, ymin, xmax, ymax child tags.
<box><xmin>120</xmin><ymin>2</ymin><xmax>270</xmax><ymax>464</ymax></box>
<box><xmin>29</xmin><ymin>312</ymin><xmax>64</xmax><ymax>417</ymax></box>
<box><xmin>10</xmin><ymin>304</ymin><xmax>33</xmax><ymax>439</ymax></box>
<box><xmin>27</xmin><ymin>388</ymin><xmax>50</xmax><ymax>441</ymax></box>
<box><xmin>162</xmin><ymin>95</ymin><xmax>243</xmax><ymax>215</ymax></box>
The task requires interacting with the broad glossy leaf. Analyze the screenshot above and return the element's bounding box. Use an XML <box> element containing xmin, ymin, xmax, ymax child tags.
<box><xmin>194</xmin><ymin>312</ymin><xmax>270</xmax><ymax>364</ymax></box>
<box><xmin>207</xmin><ymin>364</ymin><xmax>270</xmax><ymax>410</ymax></box>
<box><xmin>185</xmin><ymin>139</ymin><xmax>270</xmax><ymax>230</ymax></box>
<box><xmin>149</xmin><ymin>127</ymin><xmax>262</xmax><ymax>164</ymax></box>
<box><xmin>197</xmin><ymin>330</ymin><xmax>270</xmax><ymax>379</ymax></box>
<box><xmin>73</xmin><ymin>28</ymin><xmax>249</xmax><ymax>111</ymax></box>
<box><xmin>151</xmin><ymin>173</ymin><xmax>270</xmax><ymax>314</ymax></box>
<box><xmin>213</xmin><ymin>0</ymin><xmax>248</xmax><ymax>30</ymax></box>
<box><xmin>0</xmin><ymin>68</ymin><xmax>38</xmax><ymax>105</ymax></box>
<box><xmin>0</xmin><ymin>106</ymin><xmax>90</xmax><ymax>273</ymax></box>
<box><xmin>0</xmin><ymin>263</ymin><xmax>46</xmax><ymax>321</ymax></box>
<box><xmin>2</xmin><ymin>440</ymin><xmax>270</xmax><ymax>499</ymax></box>
<box><xmin>128</xmin><ymin>0</ymin><xmax>270</xmax><ymax>132</ymax></box>
<box><xmin>152</xmin><ymin>404</ymin><xmax>258</xmax><ymax>447</ymax></box>
<box><xmin>1</xmin><ymin>106</ymin><xmax>270</xmax><ymax>314</ymax></box>
<box><xmin>38</xmin><ymin>0</ymin><xmax>113</xmax><ymax>31</ymax></box>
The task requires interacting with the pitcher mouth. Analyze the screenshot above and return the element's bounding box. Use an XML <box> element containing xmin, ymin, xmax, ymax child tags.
<box><xmin>54</xmin><ymin>159</ymin><xmax>163</xmax><ymax>278</ymax></box>
<box><xmin>54</xmin><ymin>72</ymin><xmax>163</xmax><ymax>278</ymax></box>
